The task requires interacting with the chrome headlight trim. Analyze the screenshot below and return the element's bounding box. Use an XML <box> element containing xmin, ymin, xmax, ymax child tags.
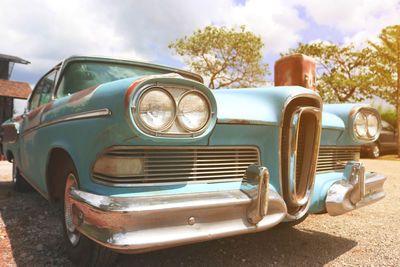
<box><xmin>367</xmin><ymin>113</ymin><xmax>379</xmax><ymax>137</ymax></box>
<box><xmin>177</xmin><ymin>90</ymin><xmax>211</xmax><ymax>132</ymax></box>
<box><xmin>131</xmin><ymin>84</ymin><xmax>214</xmax><ymax>137</ymax></box>
<box><xmin>350</xmin><ymin>107</ymin><xmax>381</xmax><ymax>141</ymax></box>
<box><xmin>354</xmin><ymin>112</ymin><xmax>368</xmax><ymax>138</ymax></box>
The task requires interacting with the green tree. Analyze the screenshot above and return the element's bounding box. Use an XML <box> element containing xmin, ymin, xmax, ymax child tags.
<box><xmin>368</xmin><ymin>25</ymin><xmax>400</xmax><ymax>156</ymax></box>
<box><xmin>168</xmin><ymin>25</ymin><xmax>269</xmax><ymax>89</ymax></box>
<box><xmin>282</xmin><ymin>42</ymin><xmax>373</xmax><ymax>103</ymax></box>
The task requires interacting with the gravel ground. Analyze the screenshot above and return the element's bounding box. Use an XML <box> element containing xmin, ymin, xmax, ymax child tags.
<box><xmin>0</xmin><ymin>159</ymin><xmax>399</xmax><ymax>266</ymax></box>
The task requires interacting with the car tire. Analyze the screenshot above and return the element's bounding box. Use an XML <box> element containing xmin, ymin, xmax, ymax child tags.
<box><xmin>12</xmin><ymin>161</ymin><xmax>33</xmax><ymax>192</ymax></box>
<box><xmin>369</xmin><ymin>142</ymin><xmax>380</xmax><ymax>158</ymax></box>
<box><xmin>62</xmin><ymin>161</ymin><xmax>117</xmax><ymax>267</ymax></box>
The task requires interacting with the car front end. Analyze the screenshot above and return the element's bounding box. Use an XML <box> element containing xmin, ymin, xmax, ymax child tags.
<box><xmin>60</xmin><ymin>76</ymin><xmax>385</xmax><ymax>253</ymax></box>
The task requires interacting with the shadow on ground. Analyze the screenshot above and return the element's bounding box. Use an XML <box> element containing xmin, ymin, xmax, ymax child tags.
<box><xmin>117</xmin><ymin>223</ymin><xmax>357</xmax><ymax>267</ymax></box>
<box><xmin>0</xmin><ymin>179</ymin><xmax>73</xmax><ymax>266</ymax></box>
<box><xmin>0</xmin><ymin>178</ymin><xmax>357</xmax><ymax>267</ymax></box>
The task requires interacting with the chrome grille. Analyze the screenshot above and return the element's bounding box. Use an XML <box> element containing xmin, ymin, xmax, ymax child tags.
<box><xmin>316</xmin><ymin>146</ymin><xmax>360</xmax><ymax>173</ymax></box>
<box><xmin>92</xmin><ymin>146</ymin><xmax>260</xmax><ymax>186</ymax></box>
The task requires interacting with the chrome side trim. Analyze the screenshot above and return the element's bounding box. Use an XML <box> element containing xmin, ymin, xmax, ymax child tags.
<box><xmin>21</xmin><ymin>108</ymin><xmax>111</xmax><ymax>137</ymax></box>
<box><xmin>326</xmin><ymin>161</ymin><xmax>386</xmax><ymax>216</ymax></box>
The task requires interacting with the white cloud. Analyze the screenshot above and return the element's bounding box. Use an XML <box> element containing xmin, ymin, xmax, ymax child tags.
<box><xmin>227</xmin><ymin>0</ymin><xmax>307</xmax><ymax>54</ymax></box>
<box><xmin>3</xmin><ymin>0</ymin><xmax>397</xmax><ymax>85</ymax></box>
<box><xmin>297</xmin><ymin>0</ymin><xmax>400</xmax><ymax>44</ymax></box>
<box><xmin>0</xmin><ymin>0</ymin><xmax>307</xmax><ymax>81</ymax></box>
<box><xmin>0</xmin><ymin>0</ymin><xmax>146</xmax><ymax>71</ymax></box>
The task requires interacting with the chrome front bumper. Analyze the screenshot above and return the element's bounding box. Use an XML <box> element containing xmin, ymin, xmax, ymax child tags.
<box><xmin>68</xmin><ymin>165</ymin><xmax>287</xmax><ymax>253</ymax></box>
<box><xmin>325</xmin><ymin>161</ymin><xmax>386</xmax><ymax>216</ymax></box>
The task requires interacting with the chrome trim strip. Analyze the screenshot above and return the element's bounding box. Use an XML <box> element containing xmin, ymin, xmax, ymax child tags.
<box><xmin>285</xmin><ymin>107</ymin><xmax>321</xmax><ymax>208</ymax></box>
<box><xmin>93</xmin><ymin>177</ymin><xmax>244</xmax><ymax>188</ymax></box>
<box><xmin>278</xmin><ymin>92</ymin><xmax>322</xmax><ymax>220</ymax></box>
<box><xmin>216</xmin><ymin>119</ymin><xmax>277</xmax><ymax>126</ymax></box>
<box><xmin>279</xmin><ymin>92</ymin><xmax>322</xmax><ymax>129</ymax></box>
<box><xmin>21</xmin><ymin>108</ymin><xmax>111</xmax><ymax>137</ymax></box>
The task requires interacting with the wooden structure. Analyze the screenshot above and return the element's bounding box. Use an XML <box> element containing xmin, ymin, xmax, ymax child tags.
<box><xmin>0</xmin><ymin>54</ymin><xmax>31</xmax><ymax>124</ymax></box>
<box><xmin>0</xmin><ymin>54</ymin><xmax>31</xmax><ymax>160</ymax></box>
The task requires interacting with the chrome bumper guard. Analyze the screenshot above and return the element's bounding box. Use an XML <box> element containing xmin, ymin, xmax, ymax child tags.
<box><xmin>325</xmin><ymin>161</ymin><xmax>386</xmax><ymax>216</ymax></box>
<box><xmin>69</xmin><ymin>165</ymin><xmax>287</xmax><ymax>253</ymax></box>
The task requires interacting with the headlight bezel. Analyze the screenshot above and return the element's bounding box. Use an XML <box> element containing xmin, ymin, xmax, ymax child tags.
<box><xmin>350</xmin><ymin>107</ymin><xmax>381</xmax><ymax>141</ymax></box>
<box><xmin>131</xmin><ymin>83</ymin><xmax>214</xmax><ymax>137</ymax></box>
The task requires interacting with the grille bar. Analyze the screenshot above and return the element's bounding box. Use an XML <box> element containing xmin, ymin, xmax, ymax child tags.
<box><xmin>92</xmin><ymin>146</ymin><xmax>260</xmax><ymax>186</ymax></box>
<box><xmin>316</xmin><ymin>146</ymin><xmax>360</xmax><ymax>173</ymax></box>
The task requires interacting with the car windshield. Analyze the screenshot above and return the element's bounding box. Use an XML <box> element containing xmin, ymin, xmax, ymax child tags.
<box><xmin>56</xmin><ymin>61</ymin><xmax>170</xmax><ymax>98</ymax></box>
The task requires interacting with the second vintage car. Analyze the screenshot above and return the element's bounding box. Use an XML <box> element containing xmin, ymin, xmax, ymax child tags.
<box><xmin>361</xmin><ymin>120</ymin><xmax>398</xmax><ymax>158</ymax></box>
<box><xmin>1</xmin><ymin>55</ymin><xmax>386</xmax><ymax>266</ymax></box>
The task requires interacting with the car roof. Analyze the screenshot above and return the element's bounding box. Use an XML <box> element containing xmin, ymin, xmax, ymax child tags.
<box><xmin>59</xmin><ymin>56</ymin><xmax>204</xmax><ymax>84</ymax></box>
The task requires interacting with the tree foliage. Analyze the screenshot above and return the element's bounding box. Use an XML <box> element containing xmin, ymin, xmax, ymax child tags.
<box><xmin>368</xmin><ymin>25</ymin><xmax>400</xmax><ymax>156</ymax></box>
<box><xmin>282</xmin><ymin>42</ymin><xmax>373</xmax><ymax>103</ymax></box>
<box><xmin>168</xmin><ymin>25</ymin><xmax>269</xmax><ymax>89</ymax></box>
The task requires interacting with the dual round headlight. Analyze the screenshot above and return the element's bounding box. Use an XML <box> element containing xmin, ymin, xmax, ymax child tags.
<box><xmin>138</xmin><ymin>89</ymin><xmax>175</xmax><ymax>131</ymax></box>
<box><xmin>137</xmin><ymin>87</ymin><xmax>210</xmax><ymax>134</ymax></box>
<box><xmin>353</xmin><ymin>110</ymin><xmax>380</xmax><ymax>139</ymax></box>
<box><xmin>177</xmin><ymin>91</ymin><xmax>209</xmax><ymax>131</ymax></box>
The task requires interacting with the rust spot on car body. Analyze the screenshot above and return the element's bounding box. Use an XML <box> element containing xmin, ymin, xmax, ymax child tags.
<box><xmin>27</xmin><ymin>105</ymin><xmax>45</xmax><ymax>120</ymax></box>
<box><xmin>68</xmin><ymin>86</ymin><xmax>98</xmax><ymax>104</ymax></box>
<box><xmin>124</xmin><ymin>73</ymin><xmax>182</xmax><ymax>116</ymax></box>
<box><xmin>42</xmin><ymin>101</ymin><xmax>55</xmax><ymax>113</ymax></box>
<box><xmin>224</xmin><ymin>119</ymin><xmax>252</xmax><ymax>125</ymax></box>
<box><xmin>14</xmin><ymin>115</ymin><xmax>23</xmax><ymax>121</ymax></box>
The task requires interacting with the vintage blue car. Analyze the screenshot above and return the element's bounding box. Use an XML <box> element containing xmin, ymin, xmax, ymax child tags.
<box><xmin>1</xmin><ymin>55</ymin><xmax>386</xmax><ymax>266</ymax></box>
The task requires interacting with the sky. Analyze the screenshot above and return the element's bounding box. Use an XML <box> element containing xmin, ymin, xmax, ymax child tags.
<box><xmin>1</xmin><ymin>0</ymin><xmax>400</xmax><ymax>90</ymax></box>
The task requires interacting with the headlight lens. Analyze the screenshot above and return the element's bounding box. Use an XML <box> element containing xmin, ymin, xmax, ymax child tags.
<box><xmin>177</xmin><ymin>92</ymin><xmax>210</xmax><ymax>131</ymax></box>
<box><xmin>367</xmin><ymin>113</ymin><xmax>379</xmax><ymax>137</ymax></box>
<box><xmin>138</xmin><ymin>88</ymin><xmax>175</xmax><ymax>131</ymax></box>
<box><xmin>354</xmin><ymin>112</ymin><xmax>367</xmax><ymax>138</ymax></box>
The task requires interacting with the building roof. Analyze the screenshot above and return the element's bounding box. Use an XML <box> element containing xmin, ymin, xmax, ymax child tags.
<box><xmin>0</xmin><ymin>54</ymin><xmax>30</xmax><ymax>64</ymax></box>
<box><xmin>0</xmin><ymin>79</ymin><xmax>32</xmax><ymax>99</ymax></box>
